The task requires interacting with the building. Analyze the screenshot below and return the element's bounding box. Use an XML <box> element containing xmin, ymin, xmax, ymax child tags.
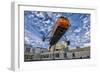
<box><xmin>49</xmin><ymin>41</ymin><xmax>67</xmax><ymax>51</ymax></box>
<box><xmin>40</xmin><ymin>46</ymin><xmax>90</xmax><ymax>60</ymax></box>
<box><xmin>67</xmin><ymin>46</ymin><xmax>90</xmax><ymax>59</ymax></box>
<box><xmin>24</xmin><ymin>43</ymin><xmax>90</xmax><ymax>61</ymax></box>
<box><xmin>24</xmin><ymin>47</ymin><xmax>48</xmax><ymax>61</ymax></box>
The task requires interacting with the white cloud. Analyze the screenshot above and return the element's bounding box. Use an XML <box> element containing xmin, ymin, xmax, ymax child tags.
<box><xmin>74</xmin><ymin>28</ymin><xmax>81</xmax><ymax>33</ymax></box>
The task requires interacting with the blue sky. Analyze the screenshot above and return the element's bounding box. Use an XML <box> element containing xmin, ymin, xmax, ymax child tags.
<box><xmin>24</xmin><ymin>11</ymin><xmax>90</xmax><ymax>49</ymax></box>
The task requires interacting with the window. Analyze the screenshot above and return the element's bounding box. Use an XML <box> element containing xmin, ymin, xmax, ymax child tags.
<box><xmin>41</xmin><ymin>54</ymin><xmax>49</xmax><ymax>58</ymax></box>
<box><xmin>64</xmin><ymin>53</ymin><xmax>66</xmax><ymax>58</ymax></box>
<box><xmin>55</xmin><ymin>53</ymin><xmax>59</xmax><ymax>57</ymax></box>
<box><xmin>55</xmin><ymin>49</ymin><xmax>59</xmax><ymax>51</ymax></box>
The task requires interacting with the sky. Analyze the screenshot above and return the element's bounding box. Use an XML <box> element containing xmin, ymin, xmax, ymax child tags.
<box><xmin>24</xmin><ymin>10</ymin><xmax>90</xmax><ymax>49</ymax></box>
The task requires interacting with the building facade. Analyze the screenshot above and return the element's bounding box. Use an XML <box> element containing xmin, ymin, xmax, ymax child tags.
<box><xmin>24</xmin><ymin>45</ymin><xmax>90</xmax><ymax>61</ymax></box>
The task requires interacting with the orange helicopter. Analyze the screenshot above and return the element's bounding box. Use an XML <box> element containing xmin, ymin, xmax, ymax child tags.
<box><xmin>42</xmin><ymin>16</ymin><xmax>70</xmax><ymax>49</ymax></box>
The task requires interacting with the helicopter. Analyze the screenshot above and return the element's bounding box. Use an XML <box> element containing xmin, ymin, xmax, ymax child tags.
<box><xmin>42</xmin><ymin>16</ymin><xmax>70</xmax><ymax>50</ymax></box>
